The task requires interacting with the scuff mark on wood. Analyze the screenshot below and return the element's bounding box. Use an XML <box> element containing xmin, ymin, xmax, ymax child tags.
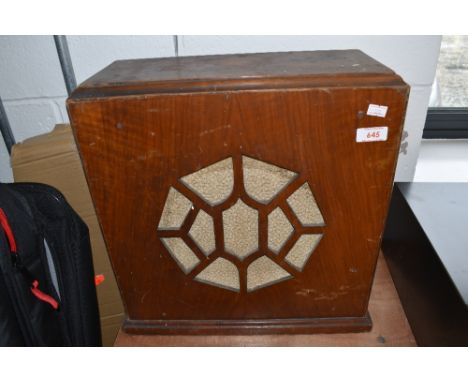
<box><xmin>199</xmin><ymin>124</ymin><xmax>232</xmax><ymax>137</ymax></box>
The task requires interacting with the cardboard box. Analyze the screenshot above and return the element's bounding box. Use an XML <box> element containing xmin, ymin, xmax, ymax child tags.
<box><xmin>11</xmin><ymin>124</ymin><xmax>124</xmax><ymax>346</ymax></box>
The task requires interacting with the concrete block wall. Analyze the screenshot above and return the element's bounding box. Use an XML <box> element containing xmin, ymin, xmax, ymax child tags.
<box><xmin>0</xmin><ymin>35</ymin><xmax>441</xmax><ymax>183</ymax></box>
<box><xmin>0</xmin><ymin>35</ymin><xmax>177</xmax><ymax>181</ymax></box>
<box><xmin>0</xmin><ymin>36</ymin><xmax>67</xmax><ymax>181</ymax></box>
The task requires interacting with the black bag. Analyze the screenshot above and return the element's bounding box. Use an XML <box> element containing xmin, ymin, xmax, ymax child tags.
<box><xmin>0</xmin><ymin>182</ymin><xmax>101</xmax><ymax>346</ymax></box>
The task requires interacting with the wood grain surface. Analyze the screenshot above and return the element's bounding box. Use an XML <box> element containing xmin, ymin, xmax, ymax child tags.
<box><xmin>114</xmin><ymin>253</ymin><xmax>416</xmax><ymax>346</ymax></box>
<box><xmin>73</xmin><ymin>50</ymin><xmax>400</xmax><ymax>98</ymax></box>
<box><xmin>69</xmin><ymin>50</ymin><xmax>409</xmax><ymax>335</ymax></box>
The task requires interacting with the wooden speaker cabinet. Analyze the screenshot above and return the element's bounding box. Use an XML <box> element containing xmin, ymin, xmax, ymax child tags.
<box><xmin>68</xmin><ymin>50</ymin><xmax>409</xmax><ymax>335</ymax></box>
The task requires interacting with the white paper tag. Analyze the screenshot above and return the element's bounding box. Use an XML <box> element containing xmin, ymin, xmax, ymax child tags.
<box><xmin>356</xmin><ymin>126</ymin><xmax>388</xmax><ymax>142</ymax></box>
<box><xmin>367</xmin><ymin>104</ymin><xmax>388</xmax><ymax>118</ymax></box>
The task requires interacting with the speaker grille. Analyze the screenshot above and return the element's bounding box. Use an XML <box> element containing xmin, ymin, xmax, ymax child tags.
<box><xmin>243</xmin><ymin>156</ymin><xmax>297</xmax><ymax>203</ymax></box>
<box><xmin>161</xmin><ymin>237</ymin><xmax>200</xmax><ymax>274</ymax></box>
<box><xmin>195</xmin><ymin>257</ymin><xmax>240</xmax><ymax>292</ymax></box>
<box><xmin>268</xmin><ymin>207</ymin><xmax>294</xmax><ymax>254</ymax></box>
<box><xmin>223</xmin><ymin>199</ymin><xmax>259</xmax><ymax>260</ymax></box>
<box><xmin>287</xmin><ymin>183</ymin><xmax>325</xmax><ymax>226</ymax></box>
<box><xmin>157</xmin><ymin>156</ymin><xmax>326</xmax><ymax>292</ymax></box>
<box><xmin>158</xmin><ymin>187</ymin><xmax>192</xmax><ymax>230</ymax></box>
<box><xmin>285</xmin><ymin>234</ymin><xmax>323</xmax><ymax>271</ymax></box>
<box><xmin>180</xmin><ymin>157</ymin><xmax>234</xmax><ymax>206</ymax></box>
<box><xmin>247</xmin><ymin>256</ymin><xmax>292</xmax><ymax>292</ymax></box>
<box><xmin>189</xmin><ymin>210</ymin><xmax>216</xmax><ymax>256</ymax></box>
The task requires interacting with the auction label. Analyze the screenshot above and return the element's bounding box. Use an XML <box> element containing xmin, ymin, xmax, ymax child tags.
<box><xmin>356</xmin><ymin>126</ymin><xmax>388</xmax><ymax>142</ymax></box>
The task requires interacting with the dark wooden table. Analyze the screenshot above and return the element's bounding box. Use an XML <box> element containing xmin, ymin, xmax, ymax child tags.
<box><xmin>383</xmin><ymin>182</ymin><xmax>468</xmax><ymax>346</ymax></box>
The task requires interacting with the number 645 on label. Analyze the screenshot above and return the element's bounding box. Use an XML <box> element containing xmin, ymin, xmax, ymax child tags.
<box><xmin>356</xmin><ymin>126</ymin><xmax>388</xmax><ymax>142</ymax></box>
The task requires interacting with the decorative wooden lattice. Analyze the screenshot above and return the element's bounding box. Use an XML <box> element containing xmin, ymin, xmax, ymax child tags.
<box><xmin>157</xmin><ymin>156</ymin><xmax>325</xmax><ymax>293</ymax></box>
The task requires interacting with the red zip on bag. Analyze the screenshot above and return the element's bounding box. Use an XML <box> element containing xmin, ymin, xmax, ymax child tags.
<box><xmin>0</xmin><ymin>207</ymin><xmax>59</xmax><ymax>310</ymax></box>
<box><xmin>0</xmin><ymin>208</ymin><xmax>16</xmax><ymax>253</ymax></box>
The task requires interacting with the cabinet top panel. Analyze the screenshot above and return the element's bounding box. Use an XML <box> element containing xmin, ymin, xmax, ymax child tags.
<box><xmin>70</xmin><ymin>50</ymin><xmax>407</xmax><ymax>99</ymax></box>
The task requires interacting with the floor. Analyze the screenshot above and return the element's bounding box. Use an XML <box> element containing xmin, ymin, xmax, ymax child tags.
<box><xmin>114</xmin><ymin>253</ymin><xmax>416</xmax><ymax>346</ymax></box>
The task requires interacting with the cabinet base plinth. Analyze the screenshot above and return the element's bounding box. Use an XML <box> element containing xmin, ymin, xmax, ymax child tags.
<box><xmin>122</xmin><ymin>313</ymin><xmax>372</xmax><ymax>335</ymax></box>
